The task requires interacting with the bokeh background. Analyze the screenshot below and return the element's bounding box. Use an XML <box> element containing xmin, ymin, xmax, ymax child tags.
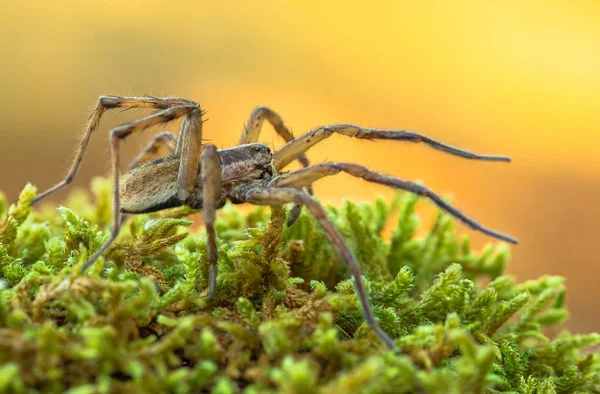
<box><xmin>1</xmin><ymin>1</ymin><xmax>599</xmax><ymax>334</ymax></box>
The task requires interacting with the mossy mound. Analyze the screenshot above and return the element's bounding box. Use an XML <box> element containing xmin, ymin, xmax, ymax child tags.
<box><xmin>0</xmin><ymin>179</ymin><xmax>598</xmax><ymax>393</ymax></box>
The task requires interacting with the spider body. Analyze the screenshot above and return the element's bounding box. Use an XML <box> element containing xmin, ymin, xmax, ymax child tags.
<box><xmin>30</xmin><ymin>96</ymin><xmax>517</xmax><ymax>350</ymax></box>
<box><xmin>119</xmin><ymin>143</ymin><xmax>273</xmax><ymax>213</ymax></box>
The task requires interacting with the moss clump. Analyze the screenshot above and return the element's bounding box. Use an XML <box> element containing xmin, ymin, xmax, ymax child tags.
<box><xmin>0</xmin><ymin>179</ymin><xmax>598</xmax><ymax>393</ymax></box>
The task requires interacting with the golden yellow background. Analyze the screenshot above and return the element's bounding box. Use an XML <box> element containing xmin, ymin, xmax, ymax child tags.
<box><xmin>1</xmin><ymin>1</ymin><xmax>599</xmax><ymax>333</ymax></box>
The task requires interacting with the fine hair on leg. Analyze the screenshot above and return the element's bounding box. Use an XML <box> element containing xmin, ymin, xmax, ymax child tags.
<box><xmin>269</xmin><ymin>162</ymin><xmax>517</xmax><ymax>244</ymax></box>
<box><xmin>33</xmin><ymin>96</ymin><xmax>197</xmax><ymax>206</ymax></box>
<box><xmin>273</xmin><ymin>124</ymin><xmax>511</xmax><ymax>171</ymax></box>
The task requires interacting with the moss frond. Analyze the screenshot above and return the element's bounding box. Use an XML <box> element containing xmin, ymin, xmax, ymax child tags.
<box><xmin>0</xmin><ymin>178</ymin><xmax>597</xmax><ymax>393</ymax></box>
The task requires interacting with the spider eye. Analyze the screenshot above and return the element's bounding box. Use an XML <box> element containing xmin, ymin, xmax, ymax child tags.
<box><xmin>254</xmin><ymin>145</ymin><xmax>270</xmax><ymax>153</ymax></box>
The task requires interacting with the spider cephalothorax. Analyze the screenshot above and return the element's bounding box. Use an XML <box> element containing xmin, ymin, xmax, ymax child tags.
<box><xmin>31</xmin><ymin>96</ymin><xmax>517</xmax><ymax>350</ymax></box>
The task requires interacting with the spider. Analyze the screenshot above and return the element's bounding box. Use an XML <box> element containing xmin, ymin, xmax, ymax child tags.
<box><xmin>31</xmin><ymin>96</ymin><xmax>517</xmax><ymax>350</ymax></box>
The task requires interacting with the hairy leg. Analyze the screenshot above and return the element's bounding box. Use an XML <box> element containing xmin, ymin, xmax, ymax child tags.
<box><xmin>128</xmin><ymin>131</ymin><xmax>177</xmax><ymax>169</ymax></box>
<box><xmin>240</xmin><ymin>106</ymin><xmax>312</xmax><ymax>220</ymax></box>
<box><xmin>233</xmin><ymin>185</ymin><xmax>397</xmax><ymax>350</ymax></box>
<box><xmin>239</xmin><ymin>106</ymin><xmax>310</xmax><ymax>168</ymax></box>
<box><xmin>273</xmin><ymin>124</ymin><xmax>511</xmax><ymax>171</ymax></box>
<box><xmin>175</xmin><ymin>107</ymin><xmax>206</xmax><ymax>201</ymax></box>
<box><xmin>200</xmin><ymin>145</ymin><xmax>222</xmax><ymax>299</ymax></box>
<box><xmin>269</xmin><ymin>162</ymin><xmax>517</xmax><ymax>244</ymax></box>
<box><xmin>33</xmin><ymin>96</ymin><xmax>198</xmax><ymax>205</ymax></box>
<box><xmin>81</xmin><ymin>104</ymin><xmax>200</xmax><ymax>272</ymax></box>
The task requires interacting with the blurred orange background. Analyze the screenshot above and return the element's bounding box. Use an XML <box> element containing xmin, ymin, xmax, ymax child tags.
<box><xmin>1</xmin><ymin>1</ymin><xmax>599</xmax><ymax>334</ymax></box>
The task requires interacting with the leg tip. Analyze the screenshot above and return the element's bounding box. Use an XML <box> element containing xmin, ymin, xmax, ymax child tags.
<box><xmin>479</xmin><ymin>155</ymin><xmax>512</xmax><ymax>163</ymax></box>
<box><xmin>498</xmin><ymin>233</ymin><xmax>518</xmax><ymax>245</ymax></box>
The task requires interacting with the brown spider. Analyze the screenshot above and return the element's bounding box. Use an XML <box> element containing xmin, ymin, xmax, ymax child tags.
<box><xmin>31</xmin><ymin>96</ymin><xmax>517</xmax><ymax>350</ymax></box>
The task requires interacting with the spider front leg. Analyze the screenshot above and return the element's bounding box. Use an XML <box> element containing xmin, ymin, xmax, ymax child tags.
<box><xmin>233</xmin><ymin>185</ymin><xmax>397</xmax><ymax>350</ymax></box>
<box><xmin>200</xmin><ymin>145</ymin><xmax>222</xmax><ymax>299</ymax></box>
<box><xmin>81</xmin><ymin>104</ymin><xmax>201</xmax><ymax>272</ymax></box>
<box><xmin>239</xmin><ymin>106</ymin><xmax>310</xmax><ymax>168</ymax></box>
<box><xmin>240</xmin><ymin>106</ymin><xmax>313</xmax><ymax>224</ymax></box>
<box><xmin>273</xmin><ymin>124</ymin><xmax>512</xmax><ymax>171</ymax></box>
<box><xmin>33</xmin><ymin>96</ymin><xmax>196</xmax><ymax>205</ymax></box>
<box><xmin>269</xmin><ymin>162</ymin><xmax>517</xmax><ymax>244</ymax></box>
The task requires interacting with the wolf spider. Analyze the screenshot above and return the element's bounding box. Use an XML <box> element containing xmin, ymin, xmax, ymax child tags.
<box><xmin>31</xmin><ymin>96</ymin><xmax>516</xmax><ymax>349</ymax></box>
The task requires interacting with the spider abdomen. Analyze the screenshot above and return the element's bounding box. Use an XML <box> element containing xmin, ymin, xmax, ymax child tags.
<box><xmin>120</xmin><ymin>156</ymin><xmax>182</xmax><ymax>214</ymax></box>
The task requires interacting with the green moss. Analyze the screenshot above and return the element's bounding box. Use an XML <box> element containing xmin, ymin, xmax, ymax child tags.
<box><xmin>0</xmin><ymin>178</ymin><xmax>598</xmax><ymax>393</ymax></box>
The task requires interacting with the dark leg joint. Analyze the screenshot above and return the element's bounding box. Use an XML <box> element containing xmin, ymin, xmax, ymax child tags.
<box><xmin>287</xmin><ymin>204</ymin><xmax>302</xmax><ymax>226</ymax></box>
<box><xmin>111</xmin><ymin>127</ymin><xmax>131</xmax><ymax>140</ymax></box>
<box><xmin>99</xmin><ymin>95</ymin><xmax>122</xmax><ymax>108</ymax></box>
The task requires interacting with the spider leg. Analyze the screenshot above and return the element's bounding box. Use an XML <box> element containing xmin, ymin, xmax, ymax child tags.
<box><xmin>240</xmin><ymin>106</ymin><xmax>313</xmax><ymax>222</ymax></box>
<box><xmin>273</xmin><ymin>124</ymin><xmax>512</xmax><ymax>171</ymax></box>
<box><xmin>232</xmin><ymin>185</ymin><xmax>397</xmax><ymax>350</ymax></box>
<box><xmin>175</xmin><ymin>107</ymin><xmax>205</xmax><ymax>200</ymax></box>
<box><xmin>239</xmin><ymin>106</ymin><xmax>310</xmax><ymax>168</ymax></box>
<box><xmin>128</xmin><ymin>131</ymin><xmax>177</xmax><ymax>169</ymax></box>
<box><xmin>81</xmin><ymin>104</ymin><xmax>200</xmax><ymax>272</ymax></box>
<box><xmin>32</xmin><ymin>96</ymin><xmax>197</xmax><ymax>205</ymax></box>
<box><xmin>269</xmin><ymin>163</ymin><xmax>517</xmax><ymax>244</ymax></box>
<box><xmin>200</xmin><ymin>145</ymin><xmax>222</xmax><ymax>299</ymax></box>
